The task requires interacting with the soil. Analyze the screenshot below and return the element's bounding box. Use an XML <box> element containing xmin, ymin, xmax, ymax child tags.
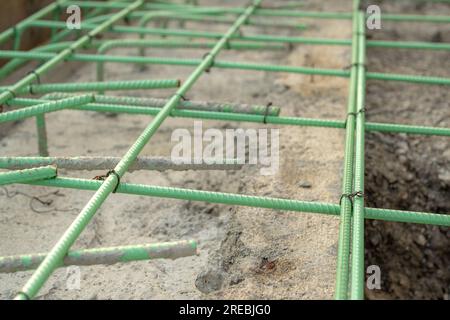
<box><xmin>362</xmin><ymin>0</ymin><xmax>450</xmax><ymax>300</ymax></box>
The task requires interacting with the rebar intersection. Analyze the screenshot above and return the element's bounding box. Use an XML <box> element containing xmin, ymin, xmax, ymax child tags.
<box><xmin>0</xmin><ymin>0</ymin><xmax>449</xmax><ymax>300</ymax></box>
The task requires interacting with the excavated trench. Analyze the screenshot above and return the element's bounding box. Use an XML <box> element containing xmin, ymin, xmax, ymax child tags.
<box><xmin>363</xmin><ymin>1</ymin><xmax>450</xmax><ymax>300</ymax></box>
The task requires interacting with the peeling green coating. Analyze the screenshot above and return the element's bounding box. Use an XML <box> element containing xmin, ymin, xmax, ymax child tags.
<box><xmin>0</xmin><ymin>241</ymin><xmax>197</xmax><ymax>273</ymax></box>
<box><xmin>120</xmin><ymin>247</ymin><xmax>149</xmax><ymax>262</ymax></box>
<box><xmin>21</xmin><ymin>256</ymin><xmax>33</xmax><ymax>268</ymax></box>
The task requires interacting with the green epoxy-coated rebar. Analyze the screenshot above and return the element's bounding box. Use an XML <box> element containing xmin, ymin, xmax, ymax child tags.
<box><xmin>10</xmin><ymin>95</ymin><xmax>281</xmax><ymax>117</ymax></box>
<box><xmin>0</xmin><ymin>240</ymin><xmax>198</xmax><ymax>273</ymax></box>
<box><xmin>9</xmin><ymin>97</ymin><xmax>450</xmax><ymax>137</ymax></box>
<box><xmin>148</xmin><ymin>12</ymin><xmax>308</xmax><ymax>30</ymax></box>
<box><xmin>335</xmin><ymin>0</ymin><xmax>360</xmax><ymax>300</ymax></box>
<box><xmin>14</xmin><ymin>0</ymin><xmax>263</xmax><ymax>301</ymax></box>
<box><xmin>20</xmin><ymin>176</ymin><xmax>450</xmax><ymax>227</ymax></box>
<box><xmin>350</xmin><ymin>11</ymin><xmax>367</xmax><ymax>300</ymax></box>
<box><xmin>44</xmin><ymin>93</ymin><xmax>282</xmax><ymax>116</ymax></box>
<box><xmin>26</xmin><ymin>20</ymin><xmax>450</xmax><ymax>52</ymax></box>
<box><xmin>0</xmin><ymin>95</ymin><xmax>94</xmax><ymax>123</ymax></box>
<box><xmin>136</xmin><ymin>11</ymin><xmax>306</xmax><ymax>49</ymax></box>
<box><xmin>0</xmin><ymin>0</ymin><xmax>144</xmax><ymax>106</ymax></box>
<box><xmin>97</xmin><ymin>39</ymin><xmax>285</xmax><ymax>84</ymax></box>
<box><xmin>67</xmin><ymin>1</ymin><xmax>450</xmax><ymax>23</ymax></box>
<box><xmin>0</xmin><ymin>79</ymin><xmax>180</xmax><ymax>95</ymax></box>
<box><xmin>3</xmin><ymin>50</ymin><xmax>450</xmax><ymax>86</ymax></box>
<box><xmin>0</xmin><ymin>165</ymin><xmax>57</xmax><ymax>186</ymax></box>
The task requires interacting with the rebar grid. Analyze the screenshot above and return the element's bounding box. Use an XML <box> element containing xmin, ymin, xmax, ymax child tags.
<box><xmin>0</xmin><ymin>0</ymin><xmax>448</xmax><ymax>300</ymax></box>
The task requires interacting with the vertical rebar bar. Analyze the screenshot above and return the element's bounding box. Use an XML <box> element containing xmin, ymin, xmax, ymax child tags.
<box><xmin>35</xmin><ymin>114</ymin><xmax>49</xmax><ymax>157</ymax></box>
<box><xmin>350</xmin><ymin>11</ymin><xmax>367</xmax><ymax>300</ymax></box>
<box><xmin>335</xmin><ymin>0</ymin><xmax>360</xmax><ymax>300</ymax></box>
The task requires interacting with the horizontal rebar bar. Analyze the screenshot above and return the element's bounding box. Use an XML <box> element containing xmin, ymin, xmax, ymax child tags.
<box><xmin>0</xmin><ymin>95</ymin><xmax>95</xmax><ymax>123</ymax></box>
<box><xmin>25</xmin><ymin>20</ymin><xmax>450</xmax><ymax>52</ymax></box>
<box><xmin>0</xmin><ymin>38</ymin><xmax>284</xmax><ymax>83</ymax></box>
<box><xmin>136</xmin><ymin>10</ymin><xmax>307</xmax><ymax>30</ymax></box>
<box><xmin>0</xmin><ymin>157</ymin><xmax>243</xmax><ymax>172</ymax></box>
<box><xmin>99</xmin><ymin>38</ymin><xmax>286</xmax><ymax>52</ymax></box>
<box><xmin>96</xmin><ymin>39</ymin><xmax>286</xmax><ymax>86</ymax></box>
<box><xmin>66</xmin><ymin>1</ymin><xmax>450</xmax><ymax>23</ymax></box>
<box><xmin>0</xmin><ymin>1</ymin><xmax>63</xmax><ymax>46</ymax></box>
<box><xmin>20</xmin><ymin>177</ymin><xmax>450</xmax><ymax>227</ymax></box>
<box><xmin>2</xmin><ymin>50</ymin><xmax>449</xmax><ymax>86</ymax></box>
<box><xmin>7</xmin><ymin>97</ymin><xmax>450</xmax><ymax>137</ymax></box>
<box><xmin>41</xmin><ymin>93</ymin><xmax>282</xmax><ymax>116</ymax></box>
<box><xmin>0</xmin><ymin>165</ymin><xmax>57</xmax><ymax>186</ymax></box>
<box><xmin>335</xmin><ymin>0</ymin><xmax>360</xmax><ymax>299</ymax></box>
<box><xmin>0</xmin><ymin>240</ymin><xmax>198</xmax><ymax>273</ymax></box>
<box><xmin>0</xmin><ymin>80</ymin><xmax>180</xmax><ymax>95</ymax></box>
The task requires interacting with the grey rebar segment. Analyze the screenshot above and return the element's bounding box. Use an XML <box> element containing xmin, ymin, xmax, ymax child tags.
<box><xmin>0</xmin><ymin>240</ymin><xmax>198</xmax><ymax>273</ymax></box>
<box><xmin>0</xmin><ymin>157</ymin><xmax>243</xmax><ymax>172</ymax></box>
<box><xmin>42</xmin><ymin>93</ymin><xmax>282</xmax><ymax>116</ymax></box>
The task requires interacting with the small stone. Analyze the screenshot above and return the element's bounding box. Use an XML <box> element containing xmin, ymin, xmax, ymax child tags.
<box><xmin>429</xmin><ymin>231</ymin><xmax>447</xmax><ymax>249</ymax></box>
<box><xmin>299</xmin><ymin>181</ymin><xmax>312</xmax><ymax>188</ymax></box>
<box><xmin>370</xmin><ymin>233</ymin><xmax>382</xmax><ymax>246</ymax></box>
<box><xmin>195</xmin><ymin>268</ymin><xmax>224</xmax><ymax>293</ymax></box>
<box><xmin>229</xmin><ymin>275</ymin><xmax>244</xmax><ymax>286</ymax></box>
<box><xmin>415</xmin><ymin>234</ymin><xmax>427</xmax><ymax>246</ymax></box>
